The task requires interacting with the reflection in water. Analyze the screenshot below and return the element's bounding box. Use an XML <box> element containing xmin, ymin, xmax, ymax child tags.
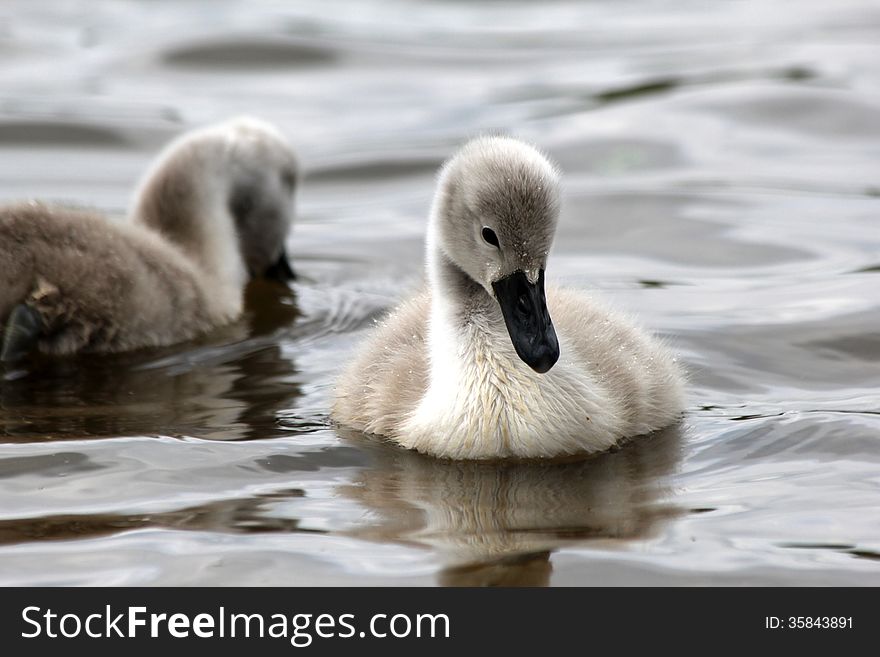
<box><xmin>0</xmin><ymin>281</ymin><xmax>302</xmax><ymax>442</ymax></box>
<box><xmin>440</xmin><ymin>552</ymin><xmax>555</xmax><ymax>587</ymax></box>
<box><xmin>0</xmin><ymin>488</ymin><xmax>316</xmax><ymax>546</ymax></box>
<box><xmin>0</xmin><ymin>442</ymin><xmax>370</xmax><ymax>548</ymax></box>
<box><xmin>0</xmin><ymin>428</ymin><xmax>683</xmax><ymax>586</ymax></box>
<box><xmin>339</xmin><ymin>427</ymin><xmax>683</xmax><ymax>585</ymax></box>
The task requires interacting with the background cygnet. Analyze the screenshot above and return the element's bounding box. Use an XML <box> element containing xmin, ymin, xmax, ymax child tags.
<box><xmin>0</xmin><ymin>117</ymin><xmax>298</xmax><ymax>361</ymax></box>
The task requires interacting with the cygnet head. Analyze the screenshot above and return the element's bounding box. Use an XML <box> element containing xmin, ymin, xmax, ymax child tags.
<box><xmin>133</xmin><ymin>116</ymin><xmax>298</xmax><ymax>285</ymax></box>
<box><xmin>430</xmin><ymin>136</ymin><xmax>561</xmax><ymax>373</ymax></box>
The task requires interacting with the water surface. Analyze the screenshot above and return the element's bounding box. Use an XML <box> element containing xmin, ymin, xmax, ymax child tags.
<box><xmin>1</xmin><ymin>0</ymin><xmax>879</xmax><ymax>585</ymax></box>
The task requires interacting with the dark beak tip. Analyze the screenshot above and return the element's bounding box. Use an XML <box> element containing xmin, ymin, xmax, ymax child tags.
<box><xmin>264</xmin><ymin>252</ymin><xmax>296</xmax><ymax>282</ymax></box>
<box><xmin>494</xmin><ymin>269</ymin><xmax>560</xmax><ymax>374</ymax></box>
<box><xmin>527</xmin><ymin>345</ymin><xmax>560</xmax><ymax>374</ymax></box>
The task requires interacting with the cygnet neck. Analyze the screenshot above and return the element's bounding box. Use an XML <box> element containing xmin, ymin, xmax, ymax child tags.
<box><xmin>425</xmin><ymin>214</ymin><xmax>497</xmax><ymax>335</ymax></box>
<box><xmin>132</xmin><ymin>146</ymin><xmax>248</xmax><ymax>308</ymax></box>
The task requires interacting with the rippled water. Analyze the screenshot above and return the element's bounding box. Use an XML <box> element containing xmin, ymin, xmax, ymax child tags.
<box><xmin>1</xmin><ymin>0</ymin><xmax>878</xmax><ymax>585</ymax></box>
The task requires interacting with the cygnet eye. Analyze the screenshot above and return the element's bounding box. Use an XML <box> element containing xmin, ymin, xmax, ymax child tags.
<box><xmin>481</xmin><ymin>226</ymin><xmax>500</xmax><ymax>248</ymax></box>
<box><xmin>280</xmin><ymin>168</ymin><xmax>296</xmax><ymax>193</ymax></box>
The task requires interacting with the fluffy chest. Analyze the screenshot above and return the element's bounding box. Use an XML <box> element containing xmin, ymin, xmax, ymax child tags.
<box><xmin>400</xmin><ymin>323</ymin><xmax>609</xmax><ymax>459</ymax></box>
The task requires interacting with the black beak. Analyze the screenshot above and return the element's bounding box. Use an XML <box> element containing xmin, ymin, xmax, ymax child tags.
<box><xmin>264</xmin><ymin>250</ymin><xmax>296</xmax><ymax>282</ymax></box>
<box><xmin>492</xmin><ymin>269</ymin><xmax>559</xmax><ymax>373</ymax></box>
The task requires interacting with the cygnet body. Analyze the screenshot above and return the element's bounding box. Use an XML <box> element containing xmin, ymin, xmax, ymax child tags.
<box><xmin>0</xmin><ymin>117</ymin><xmax>297</xmax><ymax>360</ymax></box>
<box><xmin>333</xmin><ymin>136</ymin><xmax>684</xmax><ymax>460</ymax></box>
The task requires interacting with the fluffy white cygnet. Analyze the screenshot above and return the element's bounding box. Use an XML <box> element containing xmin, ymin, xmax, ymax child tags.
<box><xmin>333</xmin><ymin>136</ymin><xmax>684</xmax><ymax>460</ymax></box>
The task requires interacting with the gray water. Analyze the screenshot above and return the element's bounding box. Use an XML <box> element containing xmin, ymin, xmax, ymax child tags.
<box><xmin>0</xmin><ymin>0</ymin><xmax>878</xmax><ymax>586</ymax></box>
